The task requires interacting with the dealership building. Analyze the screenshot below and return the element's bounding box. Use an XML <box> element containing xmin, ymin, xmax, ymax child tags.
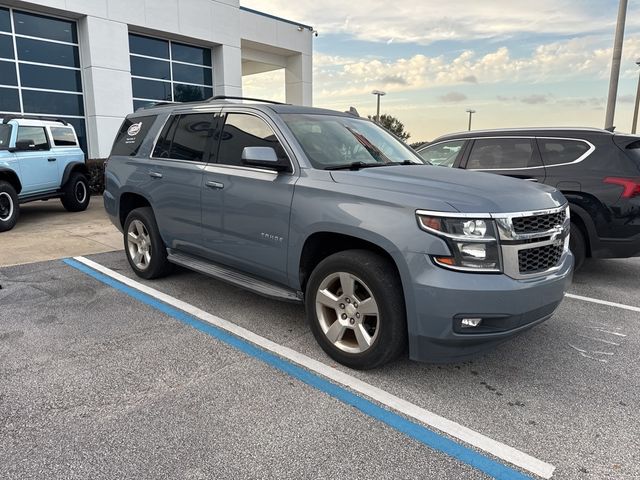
<box><xmin>0</xmin><ymin>0</ymin><xmax>313</xmax><ymax>158</ymax></box>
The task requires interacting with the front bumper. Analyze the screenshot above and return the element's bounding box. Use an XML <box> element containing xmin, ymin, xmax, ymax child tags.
<box><xmin>405</xmin><ymin>250</ymin><xmax>573</xmax><ymax>363</ymax></box>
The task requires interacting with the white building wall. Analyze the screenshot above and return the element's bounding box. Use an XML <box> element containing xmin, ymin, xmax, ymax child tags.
<box><xmin>3</xmin><ymin>0</ymin><xmax>313</xmax><ymax>157</ymax></box>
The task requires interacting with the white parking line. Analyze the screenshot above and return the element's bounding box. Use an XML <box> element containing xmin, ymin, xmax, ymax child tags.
<box><xmin>73</xmin><ymin>256</ymin><xmax>555</xmax><ymax>479</ymax></box>
<box><xmin>565</xmin><ymin>293</ymin><xmax>640</xmax><ymax>313</ymax></box>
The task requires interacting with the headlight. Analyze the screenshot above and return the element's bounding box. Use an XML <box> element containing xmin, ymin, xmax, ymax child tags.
<box><xmin>416</xmin><ymin>213</ymin><xmax>502</xmax><ymax>272</ymax></box>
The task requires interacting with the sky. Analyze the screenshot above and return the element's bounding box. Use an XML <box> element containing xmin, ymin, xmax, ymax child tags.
<box><xmin>241</xmin><ymin>0</ymin><xmax>640</xmax><ymax>142</ymax></box>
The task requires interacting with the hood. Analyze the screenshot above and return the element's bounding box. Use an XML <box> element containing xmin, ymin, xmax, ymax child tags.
<box><xmin>330</xmin><ymin>165</ymin><xmax>565</xmax><ymax>214</ymax></box>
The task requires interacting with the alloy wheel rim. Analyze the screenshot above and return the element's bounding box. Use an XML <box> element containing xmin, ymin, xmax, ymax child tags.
<box><xmin>315</xmin><ymin>271</ymin><xmax>380</xmax><ymax>354</ymax></box>
<box><xmin>0</xmin><ymin>192</ymin><xmax>14</xmax><ymax>222</ymax></box>
<box><xmin>127</xmin><ymin>219</ymin><xmax>152</xmax><ymax>270</ymax></box>
<box><xmin>75</xmin><ymin>180</ymin><xmax>87</xmax><ymax>204</ymax></box>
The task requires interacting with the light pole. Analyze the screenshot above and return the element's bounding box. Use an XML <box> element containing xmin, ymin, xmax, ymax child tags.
<box><xmin>371</xmin><ymin>90</ymin><xmax>386</xmax><ymax>123</ymax></box>
<box><xmin>466</xmin><ymin>109</ymin><xmax>476</xmax><ymax>131</ymax></box>
<box><xmin>632</xmin><ymin>58</ymin><xmax>640</xmax><ymax>134</ymax></box>
<box><xmin>604</xmin><ymin>0</ymin><xmax>628</xmax><ymax>131</ymax></box>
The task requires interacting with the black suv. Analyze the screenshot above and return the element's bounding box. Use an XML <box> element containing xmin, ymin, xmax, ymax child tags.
<box><xmin>417</xmin><ymin>128</ymin><xmax>640</xmax><ymax>269</ymax></box>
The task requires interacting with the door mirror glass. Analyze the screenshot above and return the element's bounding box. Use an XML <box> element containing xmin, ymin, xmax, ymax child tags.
<box><xmin>241</xmin><ymin>146</ymin><xmax>287</xmax><ymax>171</ymax></box>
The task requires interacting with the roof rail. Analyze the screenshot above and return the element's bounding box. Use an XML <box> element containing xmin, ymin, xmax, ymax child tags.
<box><xmin>207</xmin><ymin>95</ymin><xmax>288</xmax><ymax>105</ymax></box>
<box><xmin>136</xmin><ymin>101</ymin><xmax>177</xmax><ymax>111</ymax></box>
<box><xmin>0</xmin><ymin>115</ymin><xmax>69</xmax><ymax>126</ymax></box>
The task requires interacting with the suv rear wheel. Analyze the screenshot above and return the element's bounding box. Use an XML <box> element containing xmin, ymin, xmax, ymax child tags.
<box><xmin>305</xmin><ymin>249</ymin><xmax>407</xmax><ymax>370</ymax></box>
<box><xmin>569</xmin><ymin>222</ymin><xmax>586</xmax><ymax>271</ymax></box>
<box><xmin>61</xmin><ymin>172</ymin><xmax>91</xmax><ymax>212</ymax></box>
<box><xmin>124</xmin><ymin>207</ymin><xmax>173</xmax><ymax>279</ymax></box>
<box><xmin>0</xmin><ymin>181</ymin><xmax>19</xmax><ymax>232</ymax></box>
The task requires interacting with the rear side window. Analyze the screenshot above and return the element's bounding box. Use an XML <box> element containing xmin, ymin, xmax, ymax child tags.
<box><xmin>50</xmin><ymin>126</ymin><xmax>77</xmax><ymax>146</ymax></box>
<box><xmin>111</xmin><ymin>115</ymin><xmax>157</xmax><ymax>156</ymax></box>
<box><xmin>418</xmin><ymin>140</ymin><xmax>465</xmax><ymax>167</ymax></box>
<box><xmin>168</xmin><ymin>113</ymin><xmax>215</xmax><ymax>162</ymax></box>
<box><xmin>538</xmin><ymin>139</ymin><xmax>590</xmax><ymax>166</ymax></box>
<box><xmin>16</xmin><ymin>126</ymin><xmax>49</xmax><ymax>150</ymax></box>
<box><xmin>217</xmin><ymin>113</ymin><xmax>284</xmax><ymax>167</ymax></box>
<box><xmin>626</xmin><ymin>141</ymin><xmax>640</xmax><ymax>165</ymax></box>
<box><xmin>466</xmin><ymin>138</ymin><xmax>538</xmax><ymax>169</ymax></box>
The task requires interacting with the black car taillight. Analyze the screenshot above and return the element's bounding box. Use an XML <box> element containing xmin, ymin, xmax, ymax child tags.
<box><xmin>604</xmin><ymin>177</ymin><xmax>640</xmax><ymax>198</ymax></box>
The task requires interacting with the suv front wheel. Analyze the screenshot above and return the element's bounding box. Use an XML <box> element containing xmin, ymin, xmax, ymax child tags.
<box><xmin>305</xmin><ymin>250</ymin><xmax>407</xmax><ymax>370</ymax></box>
<box><xmin>0</xmin><ymin>181</ymin><xmax>19</xmax><ymax>232</ymax></box>
<box><xmin>61</xmin><ymin>172</ymin><xmax>91</xmax><ymax>212</ymax></box>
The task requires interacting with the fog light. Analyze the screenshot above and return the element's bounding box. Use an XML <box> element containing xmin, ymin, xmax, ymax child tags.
<box><xmin>461</xmin><ymin>317</ymin><xmax>482</xmax><ymax>328</ymax></box>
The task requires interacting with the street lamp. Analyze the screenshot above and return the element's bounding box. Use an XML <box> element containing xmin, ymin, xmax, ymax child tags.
<box><xmin>371</xmin><ymin>90</ymin><xmax>386</xmax><ymax>123</ymax></box>
<box><xmin>466</xmin><ymin>109</ymin><xmax>476</xmax><ymax>131</ymax></box>
<box><xmin>632</xmin><ymin>58</ymin><xmax>640</xmax><ymax>134</ymax></box>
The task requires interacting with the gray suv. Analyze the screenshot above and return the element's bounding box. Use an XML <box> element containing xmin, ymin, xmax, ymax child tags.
<box><xmin>104</xmin><ymin>97</ymin><xmax>573</xmax><ymax>369</ymax></box>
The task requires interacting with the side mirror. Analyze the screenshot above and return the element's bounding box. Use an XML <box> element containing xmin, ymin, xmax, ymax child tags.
<box><xmin>241</xmin><ymin>146</ymin><xmax>290</xmax><ymax>172</ymax></box>
<box><xmin>11</xmin><ymin>139</ymin><xmax>37</xmax><ymax>152</ymax></box>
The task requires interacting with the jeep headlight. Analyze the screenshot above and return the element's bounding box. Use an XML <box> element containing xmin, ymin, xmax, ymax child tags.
<box><xmin>416</xmin><ymin>213</ymin><xmax>502</xmax><ymax>272</ymax></box>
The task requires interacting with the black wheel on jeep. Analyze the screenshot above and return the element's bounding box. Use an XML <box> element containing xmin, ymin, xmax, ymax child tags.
<box><xmin>305</xmin><ymin>249</ymin><xmax>407</xmax><ymax>370</ymax></box>
<box><xmin>0</xmin><ymin>180</ymin><xmax>19</xmax><ymax>232</ymax></box>
<box><xmin>124</xmin><ymin>207</ymin><xmax>173</xmax><ymax>279</ymax></box>
<box><xmin>61</xmin><ymin>172</ymin><xmax>91</xmax><ymax>212</ymax></box>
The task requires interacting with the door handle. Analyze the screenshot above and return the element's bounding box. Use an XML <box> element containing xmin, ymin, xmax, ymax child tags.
<box><xmin>205</xmin><ymin>180</ymin><xmax>224</xmax><ymax>189</ymax></box>
<box><xmin>149</xmin><ymin>171</ymin><xmax>163</xmax><ymax>179</ymax></box>
<box><xmin>48</xmin><ymin>158</ymin><xmax>57</xmax><ymax>162</ymax></box>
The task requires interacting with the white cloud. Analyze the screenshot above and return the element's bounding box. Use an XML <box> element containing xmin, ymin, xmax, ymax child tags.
<box><xmin>439</xmin><ymin>92</ymin><xmax>468</xmax><ymax>102</ymax></box>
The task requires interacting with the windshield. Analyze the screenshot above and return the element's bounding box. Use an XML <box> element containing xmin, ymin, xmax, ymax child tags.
<box><xmin>282</xmin><ymin>114</ymin><xmax>426</xmax><ymax>169</ymax></box>
<box><xmin>0</xmin><ymin>124</ymin><xmax>11</xmax><ymax>150</ymax></box>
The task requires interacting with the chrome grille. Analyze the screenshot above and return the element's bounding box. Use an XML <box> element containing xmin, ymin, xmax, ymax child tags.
<box><xmin>518</xmin><ymin>243</ymin><xmax>564</xmax><ymax>274</ymax></box>
<box><xmin>512</xmin><ymin>210</ymin><xmax>567</xmax><ymax>234</ymax></box>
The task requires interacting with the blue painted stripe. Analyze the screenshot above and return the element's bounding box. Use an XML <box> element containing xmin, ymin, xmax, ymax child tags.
<box><xmin>63</xmin><ymin>258</ymin><xmax>533</xmax><ymax>480</ymax></box>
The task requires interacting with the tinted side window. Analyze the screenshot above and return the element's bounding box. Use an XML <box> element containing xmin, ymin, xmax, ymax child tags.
<box><xmin>16</xmin><ymin>126</ymin><xmax>49</xmax><ymax>150</ymax></box>
<box><xmin>111</xmin><ymin>115</ymin><xmax>157</xmax><ymax>156</ymax></box>
<box><xmin>50</xmin><ymin>127</ymin><xmax>77</xmax><ymax>146</ymax></box>
<box><xmin>217</xmin><ymin>113</ymin><xmax>284</xmax><ymax>167</ymax></box>
<box><xmin>419</xmin><ymin>140</ymin><xmax>465</xmax><ymax>167</ymax></box>
<box><xmin>538</xmin><ymin>139</ymin><xmax>590</xmax><ymax>166</ymax></box>
<box><xmin>169</xmin><ymin>113</ymin><xmax>214</xmax><ymax>162</ymax></box>
<box><xmin>152</xmin><ymin>115</ymin><xmax>178</xmax><ymax>158</ymax></box>
<box><xmin>467</xmin><ymin>138</ymin><xmax>538</xmax><ymax>169</ymax></box>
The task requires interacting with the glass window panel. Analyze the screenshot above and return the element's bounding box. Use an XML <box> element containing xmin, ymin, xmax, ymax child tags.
<box><xmin>172</xmin><ymin>63</ymin><xmax>212</xmax><ymax>86</ymax></box>
<box><xmin>130</xmin><ymin>55</ymin><xmax>170</xmax><ymax>80</ymax></box>
<box><xmin>0</xmin><ymin>35</ymin><xmax>13</xmax><ymax>59</ymax></box>
<box><xmin>50</xmin><ymin>126</ymin><xmax>77</xmax><ymax>146</ymax></box>
<box><xmin>133</xmin><ymin>99</ymin><xmax>158</xmax><ymax>112</ymax></box>
<box><xmin>169</xmin><ymin>113</ymin><xmax>214</xmax><ymax>162</ymax></box>
<box><xmin>0</xmin><ymin>60</ymin><xmax>17</xmax><ymax>86</ymax></box>
<box><xmin>132</xmin><ymin>78</ymin><xmax>172</xmax><ymax>101</ymax></box>
<box><xmin>16</xmin><ymin>126</ymin><xmax>49</xmax><ymax>150</ymax></box>
<box><xmin>218</xmin><ymin>113</ymin><xmax>282</xmax><ymax>167</ymax></box>
<box><xmin>61</xmin><ymin>117</ymin><xmax>86</xmax><ymax>154</ymax></box>
<box><xmin>171</xmin><ymin>42</ymin><xmax>211</xmax><ymax>66</ymax></box>
<box><xmin>22</xmin><ymin>89</ymin><xmax>84</xmax><ymax>116</ymax></box>
<box><xmin>20</xmin><ymin>63</ymin><xmax>82</xmax><ymax>92</ymax></box>
<box><xmin>467</xmin><ymin>138</ymin><xmax>539</xmax><ymax>169</ymax></box>
<box><xmin>0</xmin><ymin>8</ymin><xmax>10</xmax><ymax>33</ymax></box>
<box><xmin>152</xmin><ymin>115</ymin><xmax>178</xmax><ymax>158</ymax></box>
<box><xmin>0</xmin><ymin>87</ymin><xmax>19</xmax><ymax>112</ymax></box>
<box><xmin>17</xmin><ymin>37</ymin><xmax>79</xmax><ymax>67</ymax></box>
<box><xmin>111</xmin><ymin>115</ymin><xmax>157</xmax><ymax>157</ymax></box>
<box><xmin>14</xmin><ymin>11</ymin><xmax>77</xmax><ymax>43</ymax></box>
<box><xmin>418</xmin><ymin>140</ymin><xmax>466</xmax><ymax>167</ymax></box>
<box><xmin>129</xmin><ymin>34</ymin><xmax>169</xmax><ymax>59</ymax></box>
<box><xmin>538</xmin><ymin>139</ymin><xmax>590</xmax><ymax>166</ymax></box>
<box><xmin>173</xmin><ymin>84</ymin><xmax>212</xmax><ymax>102</ymax></box>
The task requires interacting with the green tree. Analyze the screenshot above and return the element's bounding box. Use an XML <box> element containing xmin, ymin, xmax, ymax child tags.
<box><xmin>368</xmin><ymin>113</ymin><xmax>411</xmax><ymax>141</ymax></box>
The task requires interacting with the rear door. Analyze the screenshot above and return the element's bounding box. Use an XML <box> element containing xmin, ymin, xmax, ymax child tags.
<box><xmin>461</xmin><ymin>137</ymin><xmax>546</xmax><ymax>183</ymax></box>
<box><xmin>14</xmin><ymin>125</ymin><xmax>58</xmax><ymax>193</ymax></box>
<box><xmin>201</xmin><ymin>109</ymin><xmax>297</xmax><ymax>285</ymax></box>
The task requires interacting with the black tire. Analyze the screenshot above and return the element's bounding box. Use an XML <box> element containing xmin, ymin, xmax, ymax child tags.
<box><xmin>570</xmin><ymin>222</ymin><xmax>586</xmax><ymax>271</ymax></box>
<box><xmin>305</xmin><ymin>249</ymin><xmax>407</xmax><ymax>370</ymax></box>
<box><xmin>0</xmin><ymin>180</ymin><xmax>19</xmax><ymax>232</ymax></box>
<box><xmin>61</xmin><ymin>172</ymin><xmax>91</xmax><ymax>212</ymax></box>
<box><xmin>123</xmin><ymin>207</ymin><xmax>173</xmax><ymax>279</ymax></box>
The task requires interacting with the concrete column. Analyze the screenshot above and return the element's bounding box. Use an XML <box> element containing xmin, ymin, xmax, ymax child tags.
<box><xmin>77</xmin><ymin>16</ymin><xmax>132</xmax><ymax>159</ymax></box>
<box><xmin>213</xmin><ymin>44</ymin><xmax>243</xmax><ymax>98</ymax></box>
<box><xmin>285</xmin><ymin>53</ymin><xmax>312</xmax><ymax>106</ymax></box>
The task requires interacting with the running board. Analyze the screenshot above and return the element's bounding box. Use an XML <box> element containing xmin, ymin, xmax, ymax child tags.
<box><xmin>166</xmin><ymin>250</ymin><xmax>303</xmax><ymax>303</ymax></box>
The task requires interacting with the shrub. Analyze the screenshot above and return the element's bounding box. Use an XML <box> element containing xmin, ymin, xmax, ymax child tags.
<box><xmin>87</xmin><ymin>158</ymin><xmax>106</xmax><ymax>195</ymax></box>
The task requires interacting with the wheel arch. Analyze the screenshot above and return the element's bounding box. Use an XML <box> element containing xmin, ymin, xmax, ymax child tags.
<box><xmin>61</xmin><ymin>161</ymin><xmax>89</xmax><ymax>187</ymax></box>
<box><xmin>0</xmin><ymin>167</ymin><xmax>22</xmax><ymax>194</ymax></box>
<box><xmin>118</xmin><ymin>191</ymin><xmax>153</xmax><ymax>229</ymax></box>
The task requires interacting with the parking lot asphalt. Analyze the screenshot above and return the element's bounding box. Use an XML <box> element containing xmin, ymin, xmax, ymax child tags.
<box><xmin>1</xmin><ymin>252</ymin><xmax>639</xmax><ymax>479</ymax></box>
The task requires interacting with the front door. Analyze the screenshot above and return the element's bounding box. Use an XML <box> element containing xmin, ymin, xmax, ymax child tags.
<box><xmin>15</xmin><ymin>125</ymin><xmax>59</xmax><ymax>194</ymax></box>
<box><xmin>461</xmin><ymin>137</ymin><xmax>546</xmax><ymax>184</ymax></box>
<box><xmin>201</xmin><ymin>111</ymin><xmax>297</xmax><ymax>285</ymax></box>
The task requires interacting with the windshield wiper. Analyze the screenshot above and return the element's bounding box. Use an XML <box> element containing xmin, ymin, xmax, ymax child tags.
<box><xmin>324</xmin><ymin>161</ymin><xmax>390</xmax><ymax>171</ymax></box>
<box><xmin>392</xmin><ymin>160</ymin><xmax>425</xmax><ymax>165</ymax></box>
